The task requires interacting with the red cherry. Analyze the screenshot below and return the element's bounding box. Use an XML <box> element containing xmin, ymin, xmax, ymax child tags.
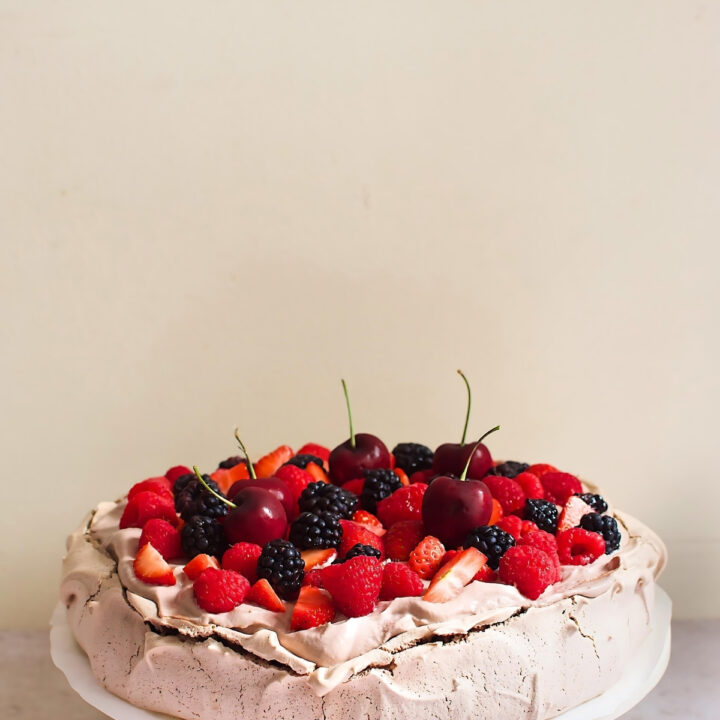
<box><xmin>227</xmin><ymin>477</ymin><xmax>294</xmax><ymax>520</ymax></box>
<box><xmin>224</xmin><ymin>487</ymin><xmax>287</xmax><ymax>546</ymax></box>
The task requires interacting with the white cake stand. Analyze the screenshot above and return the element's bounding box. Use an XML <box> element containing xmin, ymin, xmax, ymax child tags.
<box><xmin>50</xmin><ymin>588</ymin><xmax>671</xmax><ymax>720</ymax></box>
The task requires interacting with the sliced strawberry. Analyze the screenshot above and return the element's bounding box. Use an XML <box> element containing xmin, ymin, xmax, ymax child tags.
<box><xmin>165</xmin><ymin>465</ymin><xmax>192</xmax><ymax>483</ymax></box>
<box><xmin>247</xmin><ymin>578</ymin><xmax>285</xmax><ymax>612</ymax></box>
<box><xmin>423</xmin><ymin>547</ymin><xmax>486</xmax><ymax>603</ymax></box>
<box><xmin>133</xmin><ymin>542</ymin><xmax>176</xmax><ymax>586</ymax></box>
<box><xmin>338</xmin><ymin>519</ymin><xmax>384</xmax><ymax>559</ymax></box>
<box><xmin>254</xmin><ymin>445</ymin><xmax>294</xmax><ymax>478</ymax></box>
<box><xmin>301</xmin><ymin>548</ymin><xmax>337</xmax><ymax>570</ymax></box>
<box><xmin>488</xmin><ymin>498</ymin><xmax>503</xmax><ymax>526</ymax></box>
<box><xmin>352</xmin><ymin>509</ymin><xmax>386</xmax><ymax>537</ymax></box>
<box><xmin>394</xmin><ymin>468</ymin><xmax>410</xmax><ymax>486</ymax></box>
<box><xmin>473</xmin><ymin>564</ymin><xmax>496</xmax><ymax>583</ymax></box>
<box><xmin>305</xmin><ymin>462</ymin><xmax>330</xmax><ymax>484</ymax></box>
<box><xmin>290</xmin><ymin>586</ymin><xmax>335</xmax><ymax>630</ymax></box>
<box><xmin>209</xmin><ymin>468</ymin><xmax>236</xmax><ymax>496</ymax></box>
<box><xmin>558</xmin><ymin>495</ymin><xmax>595</xmax><ymax>532</ymax></box>
<box><xmin>184</xmin><ymin>554</ymin><xmax>221</xmax><ymax>580</ymax></box>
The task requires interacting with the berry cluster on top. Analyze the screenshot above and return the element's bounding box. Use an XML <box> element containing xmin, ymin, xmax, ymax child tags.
<box><xmin>121</xmin><ymin>375</ymin><xmax>621</xmax><ymax>630</ymax></box>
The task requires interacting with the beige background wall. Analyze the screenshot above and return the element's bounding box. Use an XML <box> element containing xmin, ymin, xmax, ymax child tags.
<box><xmin>1</xmin><ymin>1</ymin><xmax>718</xmax><ymax>628</ymax></box>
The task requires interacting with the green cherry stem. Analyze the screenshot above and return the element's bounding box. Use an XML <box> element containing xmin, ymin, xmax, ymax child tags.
<box><xmin>341</xmin><ymin>378</ymin><xmax>356</xmax><ymax>449</ymax></box>
<box><xmin>458</xmin><ymin>425</ymin><xmax>501</xmax><ymax>482</ymax></box>
<box><xmin>193</xmin><ymin>466</ymin><xmax>236</xmax><ymax>508</ymax></box>
<box><xmin>457</xmin><ymin>369</ymin><xmax>472</xmax><ymax>446</ymax></box>
<box><xmin>234</xmin><ymin>428</ymin><xmax>257</xmax><ymax>479</ymax></box>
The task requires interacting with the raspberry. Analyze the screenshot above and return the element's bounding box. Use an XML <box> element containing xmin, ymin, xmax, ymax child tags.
<box><xmin>384</xmin><ymin>520</ymin><xmax>425</xmax><ymax>561</ymax></box>
<box><xmin>410</xmin><ymin>469</ymin><xmax>436</xmax><ymax>484</ymax></box>
<box><xmin>338</xmin><ymin>519</ymin><xmax>384</xmax><ymax>559</ymax></box>
<box><xmin>515</xmin><ymin>472</ymin><xmax>545</xmax><ymax>500</ymax></box>
<box><xmin>540</xmin><ymin>472</ymin><xmax>583</xmax><ymax>505</ymax></box>
<box><xmin>498</xmin><ymin>545</ymin><xmax>557</xmax><ymax>600</ymax></box>
<box><xmin>380</xmin><ymin>562</ymin><xmax>424</xmax><ymax>600</ymax></box>
<box><xmin>297</xmin><ymin>443</ymin><xmax>330</xmax><ymax>465</ymax></box>
<box><xmin>464</xmin><ymin>526</ymin><xmax>515</xmax><ymax>570</ymax></box>
<box><xmin>579</xmin><ymin>513</ymin><xmax>621</xmax><ymax>554</ymax></box>
<box><xmin>165</xmin><ymin>465</ymin><xmax>192</xmax><ymax>483</ymax></box>
<box><xmin>321</xmin><ymin>556</ymin><xmax>383</xmax><ymax>617</ymax></box>
<box><xmin>193</xmin><ymin>568</ymin><xmax>250</xmax><ymax>613</ymax></box>
<box><xmin>301</xmin><ymin>568</ymin><xmax>325</xmax><ymax>588</ymax></box>
<box><xmin>520</xmin><ymin>530</ymin><xmax>561</xmax><ymax>581</ymax></box>
<box><xmin>483</xmin><ymin>476</ymin><xmax>526</xmax><ymax>515</ymax></box>
<box><xmin>524</xmin><ymin>499</ymin><xmax>559</xmax><ymax>534</ymax></box>
<box><xmin>342</xmin><ymin>478</ymin><xmax>365</xmax><ymax>497</ymax></box>
<box><xmin>526</xmin><ymin>463</ymin><xmax>557</xmax><ymax>477</ymax></box>
<box><xmin>489</xmin><ymin>461</ymin><xmax>530</xmax><ymax>478</ymax></box>
<box><xmin>275</xmin><ymin>464</ymin><xmax>315</xmax><ymax>503</ymax></box>
<box><xmin>222</xmin><ymin>542</ymin><xmax>262</xmax><ymax>583</ymax></box>
<box><xmin>391</xmin><ymin>443</ymin><xmax>434</xmax><ymax>475</ymax></box>
<box><xmin>128</xmin><ymin>477</ymin><xmax>173</xmax><ymax>502</ymax></box>
<box><xmin>139</xmin><ymin>518</ymin><xmax>182</xmax><ymax>560</ymax></box>
<box><xmin>120</xmin><ymin>491</ymin><xmax>178</xmax><ymax>529</ymax></box>
<box><xmin>408</xmin><ymin>536</ymin><xmax>446</xmax><ymax>579</ymax></box>
<box><xmin>473</xmin><ymin>564</ymin><xmax>496</xmax><ymax>582</ymax></box>
<box><xmin>557</xmin><ymin>528</ymin><xmax>606</xmax><ymax>565</ymax></box>
<box><xmin>495</xmin><ymin>515</ymin><xmax>523</xmax><ymax>540</ymax></box>
<box><xmin>376</xmin><ymin>484</ymin><xmax>427</xmax><ymax>528</ymax></box>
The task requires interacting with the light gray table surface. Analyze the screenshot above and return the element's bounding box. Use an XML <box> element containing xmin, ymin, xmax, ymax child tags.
<box><xmin>1</xmin><ymin>620</ymin><xmax>717</xmax><ymax>719</ymax></box>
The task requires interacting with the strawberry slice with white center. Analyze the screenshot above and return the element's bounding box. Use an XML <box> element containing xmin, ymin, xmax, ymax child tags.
<box><xmin>558</xmin><ymin>496</ymin><xmax>595</xmax><ymax>533</ymax></box>
<box><xmin>300</xmin><ymin>548</ymin><xmax>337</xmax><ymax>570</ymax></box>
<box><xmin>423</xmin><ymin>547</ymin><xmax>486</xmax><ymax>603</ymax></box>
<box><xmin>290</xmin><ymin>586</ymin><xmax>336</xmax><ymax>630</ymax></box>
<box><xmin>247</xmin><ymin>578</ymin><xmax>285</xmax><ymax>613</ymax></box>
<box><xmin>183</xmin><ymin>553</ymin><xmax>220</xmax><ymax>581</ymax></box>
<box><xmin>134</xmin><ymin>542</ymin><xmax>176</xmax><ymax>586</ymax></box>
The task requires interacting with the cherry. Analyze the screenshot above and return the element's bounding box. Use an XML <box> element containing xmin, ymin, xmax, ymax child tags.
<box><xmin>422</xmin><ymin>427</ymin><xmax>500</xmax><ymax>548</ymax></box>
<box><xmin>328</xmin><ymin>379</ymin><xmax>390</xmax><ymax>485</ymax></box>
<box><xmin>433</xmin><ymin>370</ymin><xmax>495</xmax><ymax>479</ymax></box>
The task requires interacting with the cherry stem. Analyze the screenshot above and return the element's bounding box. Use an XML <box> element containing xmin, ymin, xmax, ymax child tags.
<box><xmin>341</xmin><ymin>378</ymin><xmax>356</xmax><ymax>449</ymax></box>
<box><xmin>457</xmin><ymin>369</ymin><xmax>471</xmax><ymax>446</ymax></box>
<box><xmin>193</xmin><ymin>466</ymin><xmax>236</xmax><ymax>508</ymax></box>
<box><xmin>459</xmin><ymin>425</ymin><xmax>501</xmax><ymax>482</ymax></box>
<box><xmin>234</xmin><ymin>428</ymin><xmax>257</xmax><ymax>479</ymax></box>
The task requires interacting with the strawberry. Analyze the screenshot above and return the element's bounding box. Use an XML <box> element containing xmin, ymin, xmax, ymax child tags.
<box><xmin>352</xmin><ymin>509</ymin><xmax>386</xmax><ymax>536</ymax></box>
<box><xmin>306</xmin><ymin>462</ymin><xmax>330</xmax><ymax>484</ymax></box>
<box><xmin>300</xmin><ymin>548</ymin><xmax>337</xmax><ymax>570</ymax></box>
<box><xmin>376</xmin><ymin>484</ymin><xmax>427</xmax><ymax>527</ymax></box>
<box><xmin>473</xmin><ymin>564</ymin><xmax>496</xmax><ymax>583</ymax></box>
<box><xmin>128</xmin><ymin>477</ymin><xmax>172</xmax><ymax>502</ymax></box>
<box><xmin>423</xmin><ymin>547</ymin><xmax>487</xmax><ymax>602</ymax></box>
<box><xmin>515</xmin><ymin>472</ymin><xmax>545</xmax><ymax>500</ymax></box>
<box><xmin>254</xmin><ymin>445</ymin><xmax>294</xmax><ymax>479</ymax></box>
<box><xmin>138</xmin><ymin>518</ymin><xmax>182</xmax><ymax>560</ymax></box>
<box><xmin>133</xmin><ymin>543</ymin><xmax>176</xmax><ymax>586</ymax></box>
<box><xmin>558</xmin><ymin>495</ymin><xmax>595</xmax><ymax>532</ymax></box>
<box><xmin>275</xmin><ymin>464</ymin><xmax>314</xmax><ymax>503</ymax></box>
<box><xmin>526</xmin><ymin>463</ymin><xmax>557</xmax><ymax>477</ymax></box>
<box><xmin>540</xmin><ymin>472</ymin><xmax>583</xmax><ymax>505</ymax></box>
<box><xmin>297</xmin><ymin>443</ymin><xmax>330</xmax><ymax>468</ymax></box>
<box><xmin>321</xmin><ymin>556</ymin><xmax>383</xmax><ymax>617</ymax></box>
<box><xmin>338</xmin><ymin>520</ymin><xmax>384</xmax><ymax>560</ymax></box>
<box><xmin>384</xmin><ymin>520</ymin><xmax>424</xmax><ymax>561</ymax></box>
<box><xmin>483</xmin><ymin>476</ymin><xmax>526</xmax><ymax>515</ymax></box>
<box><xmin>222</xmin><ymin>542</ymin><xmax>262</xmax><ymax>583</ymax></box>
<box><xmin>498</xmin><ymin>545</ymin><xmax>556</xmax><ymax>599</ymax></box>
<box><xmin>301</xmin><ymin>568</ymin><xmax>326</xmax><ymax>588</ymax></box>
<box><xmin>488</xmin><ymin>498</ymin><xmax>503</xmax><ymax>526</ymax></box>
<box><xmin>209</xmin><ymin>469</ymin><xmax>235</xmax><ymax>496</ymax></box>
<box><xmin>247</xmin><ymin>578</ymin><xmax>285</xmax><ymax>612</ymax></box>
<box><xmin>165</xmin><ymin>465</ymin><xmax>192</xmax><ymax>484</ymax></box>
<box><xmin>290</xmin><ymin>586</ymin><xmax>335</xmax><ymax>630</ymax></box>
<box><xmin>394</xmin><ymin>468</ymin><xmax>410</xmax><ymax>486</ymax></box>
<box><xmin>120</xmin><ymin>491</ymin><xmax>177</xmax><ymax>529</ymax></box>
<box><xmin>408</xmin><ymin>536</ymin><xmax>445</xmax><ymax>580</ymax></box>
<box><xmin>439</xmin><ymin>549</ymin><xmax>460</xmax><ymax>570</ymax></box>
<box><xmin>193</xmin><ymin>568</ymin><xmax>250</xmax><ymax>613</ymax></box>
<box><xmin>380</xmin><ymin>562</ymin><xmax>424</xmax><ymax>600</ymax></box>
<box><xmin>183</xmin><ymin>554</ymin><xmax>220</xmax><ymax>580</ymax></box>
<box><xmin>341</xmin><ymin>477</ymin><xmax>364</xmax><ymax>496</ymax></box>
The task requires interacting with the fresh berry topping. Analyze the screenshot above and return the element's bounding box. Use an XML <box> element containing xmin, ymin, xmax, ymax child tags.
<box><xmin>297</xmin><ymin>443</ymin><xmax>331</xmax><ymax>465</ymax></box>
<box><xmin>526</xmin><ymin>463</ymin><xmax>557</xmax><ymax>477</ymax></box>
<box><xmin>558</xmin><ymin>495</ymin><xmax>596</xmax><ymax>532</ymax></box>
<box><xmin>391</xmin><ymin>443</ymin><xmax>434</xmax><ymax>475</ymax></box>
<box><xmin>289</xmin><ymin>512</ymin><xmax>342</xmax><ymax>550</ymax></box>
<box><xmin>423</xmin><ymin>547</ymin><xmax>487</xmax><ymax>603</ymax></box>
<box><xmin>321</xmin><ymin>555</ymin><xmax>383</xmax><ymax>617</ymax></box>
<box><xmin>384</xmin><ymin>520</ymin><xmax>425</xmax><ymax>561</ymax></box>
<box><xmin>254</xmin><ymin>445</ymin><xmax>294</xmax><ymax>479</ymax></box>
<box><xmin>556</xmin><ymin>527</ymin><xmax>605</xmax><ymax>565</ymax></box>
<box><xmin>300</xmin><ymin>548</ymin><xmax>337</xmax><ymax>570</ymax></box>
<box><xmin>495</xmin><ymin>515</ymin><xmax>539</xmax><ymax>541</ymax></box>
<box><xmin>120</xmin><ymin>491</ymin><xmax>178</xmax><ymax>530</ymax></box>
<box><xmin>181</xmin><ymin>516</ymin><xmax>227</xmax><ymax>559</ymax></box>
<box><xmin>360</xmin><ymin>469</ymin><xmax>402</xmax><ymax>514</ymax></box>
<box><xmin>247</xmin><ymin>578</ymin><xmax>285</xmax><ymax>612</ymax></box>
<box><xmin>138</xmin><ymin>518</ymin><xmax>182</xmax><ymax>560</ymax></box>
<box><xmin>193</xmin><ymin>568</ymin><xmax>250</xmax><ymax>613</ymax></box>
<box><xmin>464</xmin><ymin>525</ymin><xmax>516</xmax><ymax>570</ymax></box>
<box><xmin>218</xmin><ymin>456</ymin><xmax>246</xmax><ymax>470</ymax></box>
<box><xmin>128</xmin><ymin>477</ymin><xmax>172</xmax><ymax>502</ymax></box>
<box><xmin>380</xmin><ymin>562</ymin><xmax>424</xmax><ymax>600</ymax></box>
<box><xmin>257</xmin><ymin>539</ymin><xmax>305</xmax><ymax>599</ymax></box>
<box><xmin>221</xmin><ymin>542</ymin><xmax>262</xmax><ymax>583</ymax></box>
<box><xmin>351</xmin><ymin>509</ymin><xmax>385</xmax><ymax>536</ymax></box>
<box><xmin>515</xmin><ymin>472</ymin><xmax>545</xmax><ymax>500</ymax></box>
<box><xmin>498</xmin><ymin>545</ymin><xmax>556</xmax><ymax>599</ymax></box>
<box><xmin>409</xmin><ymin>536</ymin><xmax>446</xmax><ymax>579</ymax></box>
<box><xmin>410</xmin><ymin>469</ymin><xmax>437</xmax><ymax>485</ymax></box>
<box><xmin>376</xmin><ymin>483</ymin><xmax>427</xmax><ymax>528</ymax></box>
<box><xmin>344</xmin><ymin>543</ymin><xmax>383</xmax><ymax>561</ymax></box>
<box><xmin>579</xmin><ymin>513</ymin><xmax>621</xmax><ymax>554</ymax></box>
<box><xmin>301</xmin><ymin>568</ymin><xmax>326</xmax><ymax>588</ymax></box>
<box><xmin>519</xmin><ymin>530</ymin><xmax>562</xmax><ymax>581</ymax></box>
<box><xmin>488</xmin><ymin>461</ymin><xmax>530</xmax><ymax>478</ymax></box>
<box><xmin>540</xmin><ymin>472</ymin><xmax>583</xmax><ymax>505</ymax></box>
<box><xmin>342</xmin><ymin>477</ymin><xmax>365</xmax><ymax>497</ymax></box>
<box><xmin>183</xmin><ymin>554</ymin><xmax>220</xmax><ymax>580</ymax></box>
<box><xmin>488</xmin><ymin>498</ymin><xmax>504</xmax><ymax>526</ymax></box>
<box><xmin>338</xmin><ymin>519</ymin><xmax>385</xmax><ymax>559</ymax></box>
<box><xmin>524</xmin><ymin>499</ymin><xmax>559</xmax><ymax>534</ymax></box>
<box><xmin>174</xmin><ymin>475</ymin><xmax>227</xmax><ymax>521</ymax></box>
<box><xmin>290</xmin><ymin>586</ymin><xmax>335</xmax><ymax>630</ymax></box>
<box><xmin>275</xmin><ymin>464</ymin><xmax>315</xmax><ymax>503</ymax></box>
<box><xmin>165</xmin><ymin>465</ymin><xmax>192</xmax><ymax>483</ymax></box>
<box><xmin>473</xmin><ymin>564</ymin><xmax>496</xmax><ymax>582</ymax></box>
<box><xmin>298</xmin><ymin>482</ymin><xmax>357</xmax><ymax>519</ymax></box>
<box><xmin>574</xmin><ymin>493</ymin><xmax>609</xmax><ymax>514</ymax></box>
<box><xmin>305</xmin><ymin>462</ymin><xmax>330</xmax><ymax>485</ymax></box>
<box><xmin>483</xmin><ymin>476</ymin><xmax>526</xmax><ymax>515</ymax></box>
<box><xmin>285</xmin><ymin>454</ymin><xmax>326</xmax><ymax>470</ymax></box>
<box><xmin>133</xmin><ymin>542</ymin><xmax>176</xmax><ymax>586</ymax></box>
<box><xmin>439</xmin><ymin>548</ymin><xmax>460</xmax><ymax>570</ymax></box>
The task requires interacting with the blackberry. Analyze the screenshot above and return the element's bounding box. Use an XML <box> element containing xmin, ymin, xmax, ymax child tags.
<box><xmin>343</xmin><ymin>543</ymin><xmax>382</xmax><ymax>561</ymax></box>
<box><xmin>298</xmin><ymin>482</ymin><xmax>357</xmax><ymax>519</ymax></box>
<box><xmin>465</xmin><ymin>525</ymin><xmax>516</xmax><ymax>569</ymax></box>
<box><xmin>174</xmin><ymin>475</ymin><xmax>227</xmax><ymax>521</ymax></box>
<box><xmin>575</xmin><ymin>493</ymin><xmax>609</xmax><ymax>514</ymax></box>
<box><xmin>361</xmin><ymin>469</ymin><xmax>401</xmax><ymax>513</ymax></box>
<box><xmin>391</xmin><ymin>443</ymin><xmax>434</xmax><ymax>475</ymax></box>
<box><xmin>217</xmin><ymin>456</ymin><xmax>246</xmax><ymax>470</ymax></box>
<box><xmin>488</xmin><ymin>461</ymin><xmax>530</xmax><ymax>478</ymax></box>
<box><xmin>257</xmin><ymin>539</ymin><xmax>305</xmax><ymax>599</ymax></box>
<box><xmin>525</xmin><ymin>499</ymin><xmax>559</xmax><ymax>534</ymax></box>
<box><xmin>289</xmin><ymin>512</ymin><xmax>342</xmax><ymax>550</ymax></box>
<box><xmin>172</xmin><ymin>472</ymin><xmax>196</xmax><ymax>496</ymax></box>
<box><xmin>579</xmin><ymin>513</ymin><xmax>621</xmax><ymax>554</ymax></box>
<box><xmin>284</xmin><ymin>454</ymin><xmax>325</xmax><ymax>470</ymax></box>
<box><xmin>181</xmin><ymin>516</ymin><xmax>227</xmax><ymax>559</ymax></box>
